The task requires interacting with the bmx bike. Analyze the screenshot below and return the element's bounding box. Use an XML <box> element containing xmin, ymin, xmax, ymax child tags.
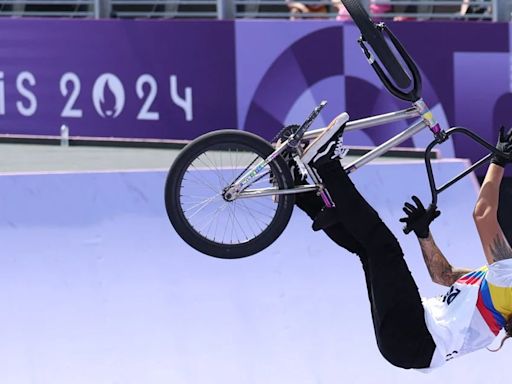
<box><xmin>164</xmin><ymin>0</ymin><xmax>507</xmax><ymax>259</ymax></box>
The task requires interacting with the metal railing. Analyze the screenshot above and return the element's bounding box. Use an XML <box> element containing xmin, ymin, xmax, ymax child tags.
<box><xmin>234</xmin><ymin>0</ymin><xmax>499</xmax><ymax>20</ymax></box>
<box><xmin>0</xmin><ymin>0</ymin><xmax>94</xmax><ymax>17</ymax></box>
<box><xmin>110</xmin><ymin>0</ymin><xmax>217</xmax><ymax>18</ymax></box>
<box><xmin>0</xmin><ymin>0</ymin><xmax>508</xmax><ymax>21</ymax></box>
<box><xmin>372</xmin><ymin>0</ymin><xmax>495</xmax><ymax>20</ymax></box>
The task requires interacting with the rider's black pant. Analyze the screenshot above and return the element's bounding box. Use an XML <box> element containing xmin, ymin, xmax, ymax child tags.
<box><xmin>295</xmin><ymin>160</ymin><xmax>436</xmax><ymax>369</ymax></box>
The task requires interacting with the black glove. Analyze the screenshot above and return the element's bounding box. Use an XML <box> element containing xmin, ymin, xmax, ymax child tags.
<box><xmin>491</xmin><ymin>126</ymin><xmax>512</xmax><ymax>168</ymax></box>
<box><xmin>399</xmin><ymin>196</ymin><xmax>440</xmax><ymax>238</ymax></box>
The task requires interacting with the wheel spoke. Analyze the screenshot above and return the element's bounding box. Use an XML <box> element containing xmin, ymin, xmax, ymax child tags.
<box><xmin>197</xmin><ymin>152</ymin><xmax>231</xmax><ymax>187</ymax></box>
<box><xmin>229</xmin><ymin>199</ymin><xmax>249</xmax><ymax>242</ymax></box>
<box><xmin>237</xmin><ymin>199</ymin><xmax>276</xmax><ymax>222</ymax></box>
<box><xmin>238</xmin><ymin>199</ymin><xmax>266</xmax><ymax>234</ymax></box>
<box><xmin>182</xmin><ymin>194</ymin><xmax>222</xmax><ymax>220</ymax></box>
<box><xmin>185</xmin><ymin>167</ymin><xmax>222</xmax><ymax>195</ymax></box>
<box><xmin>196</xmin><ymin>202</ymin><xmax>230</xmax><ymax>237</ymax></box>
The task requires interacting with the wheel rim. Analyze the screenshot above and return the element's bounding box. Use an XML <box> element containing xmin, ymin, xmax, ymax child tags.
<box><xmin>178</xmin><ymin>142</ymin><xmax>284</xmax><ymax>246</ymax></box>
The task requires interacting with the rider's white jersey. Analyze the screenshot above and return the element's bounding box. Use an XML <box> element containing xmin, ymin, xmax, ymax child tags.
<box><xmin>418</xmin><ymin>259</ymin><xmax>512</xmax><ymax>371</ymax></box>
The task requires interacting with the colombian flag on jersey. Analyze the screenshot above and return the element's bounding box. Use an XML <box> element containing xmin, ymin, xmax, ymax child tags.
<box><xmin>465</xmin><ymin>263</ymin><xmax>512</xmax><ymax>336</ymax></box>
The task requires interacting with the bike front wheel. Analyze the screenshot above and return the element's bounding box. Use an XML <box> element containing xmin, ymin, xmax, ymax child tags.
<box><xmin>165</xmin><ymin>130</ymin><xmax>295</xmax><ymax>259</ymax></box>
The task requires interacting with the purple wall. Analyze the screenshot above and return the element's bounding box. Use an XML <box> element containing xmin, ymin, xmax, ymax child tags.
<box><xmin>0</xmin><ymin>19</ymin><xmax>510</xmax><ymax>165</ymax></box>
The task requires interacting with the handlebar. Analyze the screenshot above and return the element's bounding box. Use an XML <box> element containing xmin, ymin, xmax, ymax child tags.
<box><xmin>359</xmin><ymin>24</ymin><xmax>422</xmax><ymax>103</ymax></box>
<box><xmin>423</xmin><ymin>127</ymin><xmax>501</xmax><ymax>207</ymax></box>
<box><xmin>402</xmin><ymin>127</ymin><xmax>509</xmax><ymax>235</ymax></box>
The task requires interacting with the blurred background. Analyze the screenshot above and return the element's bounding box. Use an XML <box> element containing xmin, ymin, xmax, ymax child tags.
<box><xmin>0</xmin><ymin>0</ymin><xmax>506</xmax><ymax>20</ymax></box>
<box><xmin>0</xmin><ymin>1</ymin><xmax>512</xmax><ymax>384</ymax></box>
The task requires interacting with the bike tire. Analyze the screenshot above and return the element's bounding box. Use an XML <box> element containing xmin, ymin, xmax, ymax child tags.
<box><xmin>165</xmin><ymin>129</ymin><xmax>295</xmax><ymax>259</ymax></box>
<box><xmin>341</xmin><ymin>0</ymin><xmax>411</xmax><ymax>89</ymax></box>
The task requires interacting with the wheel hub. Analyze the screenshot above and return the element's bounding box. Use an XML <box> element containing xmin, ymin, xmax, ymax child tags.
<box><xmin>222</xmin><ymin>186</ymin><xmax>239</xmax><ymax>202</ymax></box>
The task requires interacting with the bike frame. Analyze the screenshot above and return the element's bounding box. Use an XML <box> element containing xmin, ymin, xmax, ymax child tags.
<box><xmin>230</xmin><ymin>99</ymin><xmax>430</xmax><ymax>204</ymax></box>
<box><xmin>229</xmin><ymin>98</ymin><xmax>506</xmax><ymax>209</ymax></box>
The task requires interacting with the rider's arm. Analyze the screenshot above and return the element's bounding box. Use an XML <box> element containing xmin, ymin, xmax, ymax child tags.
<box><xmin>400</xmin><ymin>196</ymin><xmax>471</xmax><ymax>286</ymax></box>
<box><xmin>473</xmin><ymin>164</ymin><xmax>512</xmax><ymax>264</ymax></box>
<box><xmin>418</xmin><ymin>233</ymin><xmax>472</xmax><ymax>287</ymax></box>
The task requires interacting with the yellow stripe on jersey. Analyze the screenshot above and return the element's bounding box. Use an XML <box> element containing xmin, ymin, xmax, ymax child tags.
<box><xmin>486</xmin><ymin>259</ymin><xmax>512</xmax><ymax>320</ymax></box>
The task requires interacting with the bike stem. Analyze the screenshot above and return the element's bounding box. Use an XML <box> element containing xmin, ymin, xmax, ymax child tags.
<box><xmin>414</xmin><ymin>98</ymin><xmax>447</xmax><ymax>143</ymax></box>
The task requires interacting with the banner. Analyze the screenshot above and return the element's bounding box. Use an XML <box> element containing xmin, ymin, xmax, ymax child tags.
<box><xmin>0</xmin><ymin>19</ymin><xmax>237</xmax><ymax>140</ymax></box>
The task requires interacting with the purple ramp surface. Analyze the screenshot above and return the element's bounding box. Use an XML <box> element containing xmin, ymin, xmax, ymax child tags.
<box><xmin>0</xmin><ymin>161</ymin><xmax>507</xmax><ymax>384</ymax></box>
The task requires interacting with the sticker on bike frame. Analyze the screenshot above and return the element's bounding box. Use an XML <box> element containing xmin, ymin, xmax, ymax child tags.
<box><xmin>237</xmin><ymin>150</ymin><xmax>282</xmax><ymax>190</ymax></box>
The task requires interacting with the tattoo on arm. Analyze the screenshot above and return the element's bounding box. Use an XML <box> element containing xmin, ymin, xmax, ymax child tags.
<box><xmin>490</xmin><ymin>234</ymin><xmax>512</xmax><ymax>262</ymax></box>
<box><xmin>419</xmin><ymin>234</ymin><xmax>471</xmax><ymax>286</ymax></box>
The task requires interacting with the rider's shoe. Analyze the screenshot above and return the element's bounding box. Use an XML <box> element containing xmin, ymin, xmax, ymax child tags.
<box><xmin>301</xmin><ymin>112</ymin><xmax>350</xmax><ymax>169</ymax></box>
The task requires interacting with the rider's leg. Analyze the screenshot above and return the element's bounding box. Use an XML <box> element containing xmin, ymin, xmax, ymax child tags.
<box><xmin>314</xmin><ymin>159</ymin><xmax>435</xmax><ymax>369</ymax></box>
<box><xmin>298</xmin><ymin>119</ymin><xmax>435</xmax><ymax>368</ymax></box>
<box><xmin>295</xmin><ymin>190</ymin><xmax>365</xmax><ymax>255</ymax></box>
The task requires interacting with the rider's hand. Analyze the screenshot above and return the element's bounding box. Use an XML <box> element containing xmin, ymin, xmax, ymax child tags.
<box><xmin>399</xmin><ymin>196</ymin><xmax>440</xmax><ymax>238</ymax></box>
<box><xmin>491</xmin><ymin>126</ymin><xmax>512</xmax><ymax>168</ymax></box>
